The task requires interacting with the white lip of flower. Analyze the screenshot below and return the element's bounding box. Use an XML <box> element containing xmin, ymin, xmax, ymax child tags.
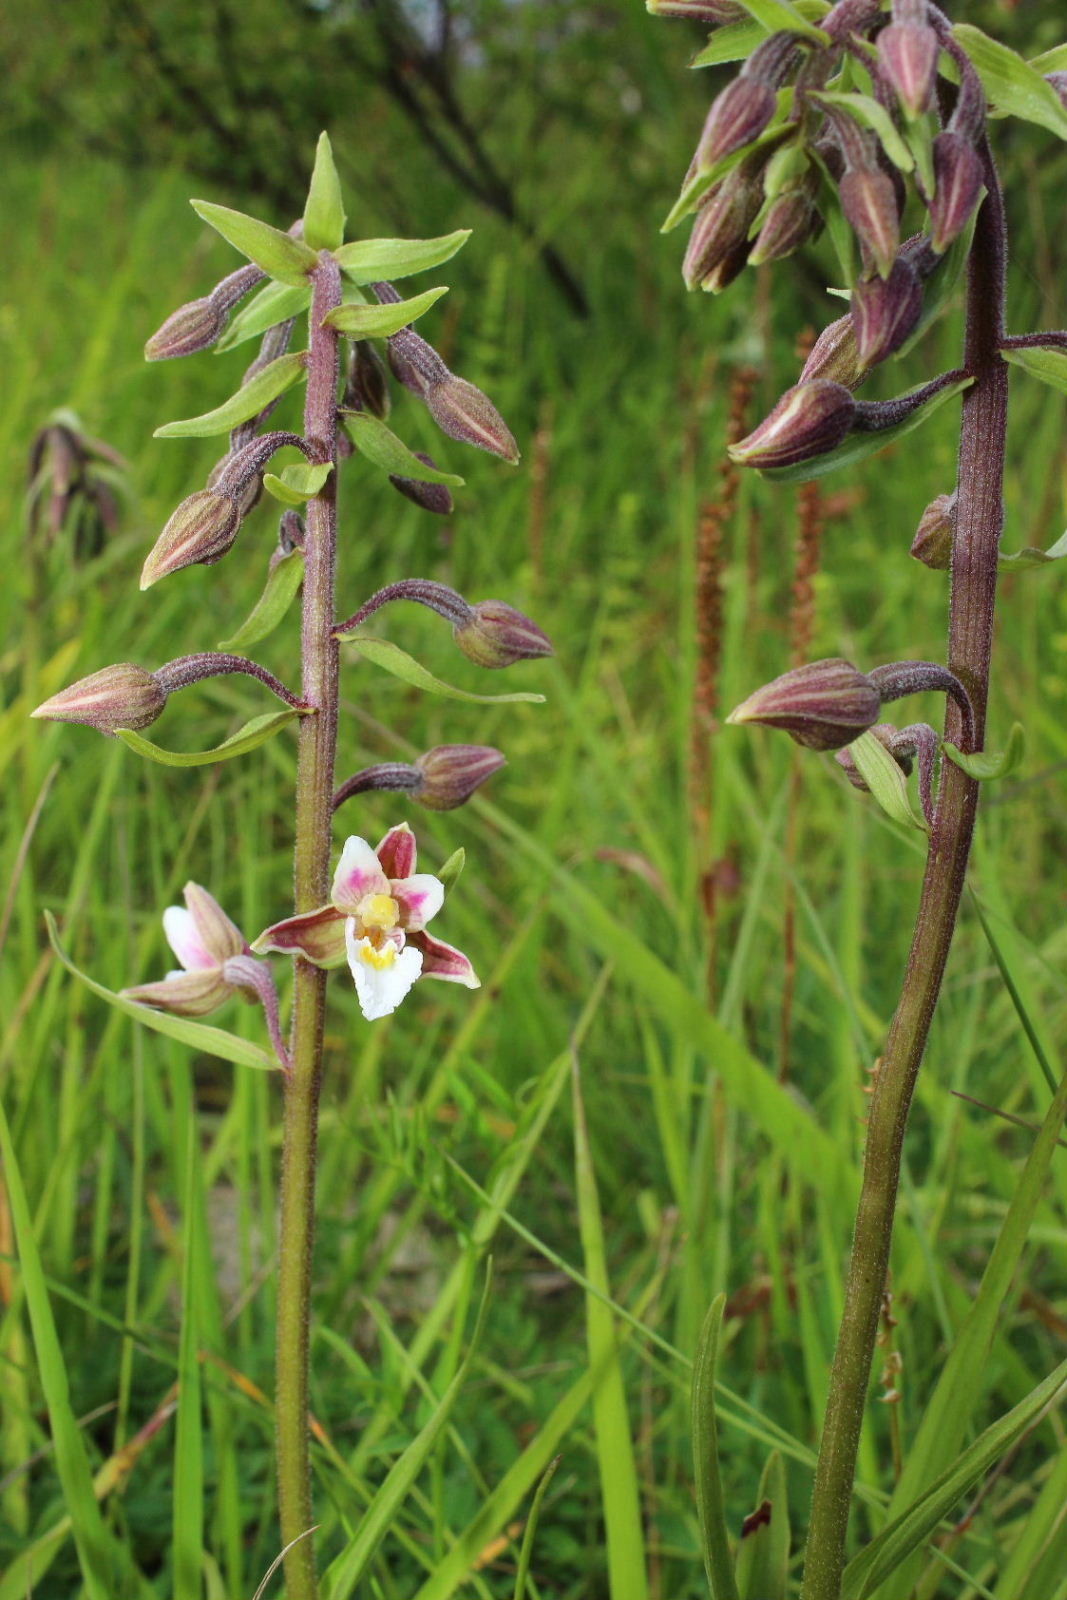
<box><xmin>345</xmin><ymin>890</ymin><xmax>427</xmax><ymax>1020</ymax></box>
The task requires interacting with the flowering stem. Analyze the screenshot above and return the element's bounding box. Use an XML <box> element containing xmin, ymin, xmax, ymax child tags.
<box><xmin>275</xmin><ymin>254</ymin><xmax>342</xmax><ymax>1600</ymax></box>
<box><xmin>799</xmin><ymin>143</ymin><xmax>1007</xmax><ymax>1600</ymax></box>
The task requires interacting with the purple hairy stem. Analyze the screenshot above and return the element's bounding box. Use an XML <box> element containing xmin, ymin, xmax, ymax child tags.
<box><xmin>153</xmin><ymin>653</ymin><xmax>309</xmax><ymax>711</ymax></box>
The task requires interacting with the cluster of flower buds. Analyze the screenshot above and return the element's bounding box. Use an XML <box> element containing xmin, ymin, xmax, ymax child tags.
<box><xmin>27</xmin><ymin>410</ymin><xmax>127</xmax><ymax>560</ymax></box>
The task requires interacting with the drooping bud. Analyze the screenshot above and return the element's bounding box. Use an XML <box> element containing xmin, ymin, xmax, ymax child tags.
<box><xmin>749</xmin><ymin>176</ymin><xmax>820</xmax><ymax>266</ymax></box>
<box><xmin>388</xmin><ymin>454</ymin><xmax>454</xmax><ymax>515</ymax></box>
<box><xmin>140</xmin><ymin>490</ymin><xmax>242</xmax><ymax>589</ymax></box>
<box><xmin>928</xmin><ymin>133</ymin><xmax>984</xmax><ymax>254</ymax></box>
<box><xmin>840</xmin><ymin>168</ymin><xmax>900</xmax><ymax>278</ymax></box>
<box><xmin>726</xmin><ymin>658</ymin><xmax>882</xmax><ymax>750</ymax></box>
<box><xmin>413</xmin><ymin>745</ymin><xmax>507</xmax><ymax>810</ymax></box>
<box><xmin>683</xmin><ymin>159</ymin><xmax>765</xmax><ymax>289</ymax></box>
<box><xmin>798</xmin><ymin>316</ymin><xmax>866</xmax><ymax>389</ymax></box>
<box><xmin>877</xmin><ymin>23</ymin><xmax>938</xmax><ymax>118</ymax></box>
<box><xmin>344</xmin><ymin>340</ymin><xmax>392</xmax><ymax>419</ymax></box>
<box><xmin>695</xmin><ymin>78</ymin><xmax>778</xmax><ymax>171</ymax></box>
<box><xmin>145</xmin><ymin>297</ymin><xmax>226</xmax><ymax>361</ymax></box>
<box><xmin>387</xmin><ymin>327</ymin><xmax>449</xmax><ymax>396</ymax></box>
<box><xmin>910</xmin><ymin>492</ymin><xmax>955</xmax><ymax>569</ymax></box>
<box><xmin>729</xmin><ymin>381</ymin><xmax>856</xmax><ymax>469</ymax></box>
<box><xmin>646</xmin><ymin>0</ymin><xmax>746</xmax><ymax>21</ymax></box>
<box><xmin>32</xmin><ymin>664</ymin><xmax>167</xmax><ymax>734</ymax></box>
<box><xmin>426</xmin><ymin>375</ymin><xmax>520</xmax><ymax>464</ymax></box>
<box><xmin>454</xmin><ymin>600</ymin><xmax>554</xmax><ymax>669</ymax></box>
<box><xmin>851</xmin><ymin>257</ymin><xmax>923</xmax><ymax>366</ymax></box>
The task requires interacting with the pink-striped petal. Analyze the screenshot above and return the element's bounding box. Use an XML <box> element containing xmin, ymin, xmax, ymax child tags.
<box><xmin>162</xmin><ymin>905</ymin><xmax>215</xmax><ymax>971</ymax></box>
<box><xmin>408</xmin><ymin>930</ymin><xmax>479</xmax><ymax>988</ymax></box>
<box><xmin>121</xmin><ymin>969</ymin><xmax>231</xmax><ymax>1017</ymax></box>
<box><xmin>391</xmin><ymin>873</ymin><xmax>444</xmax><ymax>931</ymax></box>
<box><xmin>376</xmin><ymin>822</ymin><xmax>416</xmax><ymax>880</ymax></box>
<box><xmin>252</xmin><ymin>905</ymin><xmax>348</xmax><ymax>966</ymax></box>
<box><xmin>183</xmin><ymin>882</ymin><xmax>249</xmax><ymax>962</ymax></box>
<box><xmin>332</xmin><ymin>836</ymin><xmax>390</xmax><ymax>911</ymax></box>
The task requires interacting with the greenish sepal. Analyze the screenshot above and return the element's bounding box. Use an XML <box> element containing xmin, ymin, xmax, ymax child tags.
<box><xmin>848</xmin><ymin>731</ymin><xmax>928</xmax><ymax>833</ymax></box>
<box><xmin>692</xmin><ymin>1294</ymin><xmax>741</xmax><ymax>1600</ymax></box>
<box><xmin>333</xmin><ymin>229</ymin><xmax>471</xmax><ymax>284</ymax></box>
<box><xmin>303</xmin><ymin>131</ymin><xmax>346</xmax><ymax>250</ymax></box>
<box><xmin>905</xmin><ymin>110</ymin><xmax>937</xmax><ymax>196</ymax></box>
<box><xmin>436</xmin><ymin>847</ymin><xmax>466</xmax><ymax>896</ymax></box>
<box><xmin>998</xmin><ymin>529</ymin><xmax>1067</xmax><ymax>570</ymax></box>
<box><xmin>942</xmin><ymin>722</ymin><xmax>1024</xmax><ymax>781</ymax></box>
<box><xmin>761</xmin><ymin>376</ymin><xmax>972</xmax><ymax>484</ymax></box>
<box><xmin>45</xmin><ymin>912</ymin><xmax>277</xmax><ymax>1071</ymax></box>
<box><xmin>190</xmin><ymin>200</ymin><xmax>321</xmax><ymax>286</ymax></box>
<box><xmin>263</xmin><ymin>463</ymin><xmax>333</xmax><ymax>506</ymax></box>
<box><xmin>218</xmin><ymin>550</ymin><xmax>305</xmax><ymax>650</ymax></box>
<box><xmin>953</xmin><ymin>24</ymin><xmax>1067</xmax><ymax>140</ymax></box>
<box><xmin>342</xmin><ymin>412</ymin><xmax>464</xmax><ymax>484</ymax></box>
<box><xmin>215</xmin><ymin>282</ymin><xmax>311</xmax><ymax>353</ymax></box>
<box><xmin>735</xmin><ymin>1452</ymin><xmax>789</xmax><ymax>1600</ymax></box>
<box><xmin>809</xmin><ymin>91</ymin><xmax>915</xmax><ymax>172</ymax></box>
<box><xmin>323</xmin><ymin>286</ymin><xmax>448</xmax><ymax>338</ymax></box>
<box><xmin>1002</xmin><ymin>345</ymin><xmax>1067</xmax><ymax>396</ymax></box>
<box><xmin>339</xmin><ymin>635</ymin><xmax>545</xmax><ymax>705</ymax></box>
<box><xmin>153</xmin><ymin>352</ymin><xmax>306</xmax><ymax>438</ymax></box>
<box><xmin>114</xmin><ymin>708</ymin><xmax>306</xmax><ymax>767</ymax></box>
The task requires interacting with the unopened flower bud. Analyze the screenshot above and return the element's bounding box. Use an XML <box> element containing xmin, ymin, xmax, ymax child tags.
<box><xmin>344</xmin><ymin>341</ymin><xmax>392</xmax><ymax>419</ymax></box>
<box><xmin>749</xmin><ymin>178</ymin><xmax>820</xmax><ymax>266</ymax></box>
<box><xmin>696</xmin><ymin>78</ymin><xmax>778</xmax><ymax>171</ymax></box>
<box><xmin>455</xmin><ymin>600</ymin><xmax>553</xmax><ymax>669</ymax></box>
<box><xmin>387</xmin><ymin>327</ymin><xmax>449</xmax><ymax>396</ymax></box>
<box><xmin>1045</xmin><ymin>72</ymin><xmax>1067</xmax><ymax>112</ymax></box>
<box><xmin>207</xmin><ymin>454</ymin><xmax>262</xmax><ymax>518</ymax></box>
<box><xmin>878</xmin><ymin>23</ymin><xmax>938</xmax><ymax>118</ymax></box>
<box><xmin>32</xmin><ymin>663</ymin><xmax>167</xmax><ymax>734</ymax></box>
<box><xmin>699</xmin><ymin>242</ymin><xmax>751</xmax><ymax>295</ymax></box>
<box><xmin>910</xmin><ymin>492</ymin><xmax>955</xmax><ymax>569</ymax></box>
<box><xmin>727</xmin><ymin>658</ymin><xmax>881</xmax><ymax>750</ymax></box>
<box><xmin>425</xmin><ymin>376</ymin><xmax>520</xmax><ymax>464</ymax></box>
<box><xmin>413</xmin><ymin>745</ymin><xmax>507</xmax><ymax>810</ymax></box>
<box><xmin>140</xmin><ymin>490</ymin><xmax>242</xmax><ymax>589</ymax></box>
<box><xmin>799</xmin><ymin>316</ymin><xmax>866</xmax><ymax>389</ymax></box>
<box><xmin>840</xmin><ymin>168</ymin><xmax>900</xmax><ymax>278</ymax></box>
<box><xmin>851</xmin><ymin>258</ymin><xmax>923</xmax><ymax>366</ymax></box>
<box><xmin>144</xmin><ymin>297</ymin><xmax>226</xmax><ymax>361</ymax></box>
<box><xmin>928</xmin><ymin>133</ymin><xmax>984</xmax><ymax>253</ymax></box>
<box><xmin>729</xmin><ymin>381</ymin><xmax>856</xmax><ymax>469</ymax></box>
<box><xmin>683</xmin><ymin>159</ymin><xmax>765</xmax><ymax>289</ymax></box>
<box><xmin>647</xmin><ymin>0</ymin><xmax>745</xmax><ymax>20</ymax></box>
<box><xmin>389</xmin><ymin>454</ymin><xmax>454</xmax><ymax>515</ymax></box>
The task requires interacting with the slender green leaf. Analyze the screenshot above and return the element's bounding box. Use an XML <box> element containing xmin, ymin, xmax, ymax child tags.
<box><xmin>191</xmin><ymin>200</ymin><xmax>320</xmax><ymax>286</ymax></box>
<box><xmin>848</xmin><ymin>732</ymin><xmax>928</xmax><ymax>833</ymax></box>
<box><xmin>217</xmin><ymin>550</ymin><xmax>305</xmax><ymax>650</ymax></box>
<box><xmin>154</xmin><ymin>352</ymin><xmax>306</xmax><ymax>438</ymax></box>
<box><xmin>953</xmin><ymin>25</ymin><xmax>1067</xmax><ymax>139</ymax></box>
<box><xmin>343</xmin><ymin>411</ymin><xmax>464</xmax><ymax>483</ymax></box>
<box><xmin>340</xmin><ymin>635</ymin><xmax>545</xmax><ymax>703</ymax></box>
<box><xmin>692</xmin><ymin>1296</ymin><xmax>741</xmax><ymax>1600</ymax></box>
<box><xmin>333</xmin><ymin>229</ymin><xmax>471</xmax><ymax>283</ymax></box>
<box><xmin>46</xmin><ymin>913</ymin><xmax>277</xmax><ymax>1072</ymax></box>
<box><xmin>573</xmin><ymin>1057</ymin><xmax>649</xmax><ymax>1600</ymax></box>
<box><xmin>323</xmin><ymin>285</ymin><xmax>448</xmax><ymax>339</ymax></box>
<box><xmin>303</xmin><ymin>131</ymin><xmax>346</xmax><ymax>251</ymax></box>
<box><xmin>1002</xmin><ymin>344</ymin><xmax>1067</xmax><ymax>395</ymax></box>
<box><xmin>173</xmin><ymin>1124</ymin><xmax>204</xmax><ymax>1600</ymax></box>
<box><xmin>735</xmin><ymin>0</ymin><xmax>827</xmax><ymax>44</ymax></box>
<box><xmin>115</xmin><ymin>708</ymin><xmax>304</xmax><ymax>767</ymax></box>
<box><xmin>735</xmin><ymin>1452</ymin><xmax>789</xmax><ymax>1600</ymax></box>
<box><xmin>998</xmin><ymin>529</ymin><xmax>1067</xmax><ymax>570</ymax></box>
<box><xmin>942</xmin><ymin>722</ymin><xmax>1024</xmax><ymax>781</ymax></box>
<box><xmin>810</xmin><ymin>92</ymin><xmax>914</xmax><ymax>172</ymax></box>
<box><xmin>969</xmin><ymin>890</ymin><xmax>1057</xmax><ymax>1095</ymax></box>
<box><xmin>690</xmin><ymin>19</ymin><xmax>766</xmax><ymax>68</ymax></box>
<box><xmin>513</xmin><ymin>1457</ymin><xmax>563</xmax><ymax>1600</ymax></box>
<box><xmin>215</xmin><ymin>282</ymin><xmax>311</xmax><ymax>353</ymax></box>
<box><xmin>262</xmin><ymin>462</ymin><xmax>333</xmax><ymax>506</ymax></box>
<box><xmin>762</xmin><ymin>377</ymin><xmax>972</xmax><ymax>484</ymax></box>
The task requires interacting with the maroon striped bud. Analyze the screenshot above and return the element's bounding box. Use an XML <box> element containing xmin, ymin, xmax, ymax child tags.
<box><xmin>840</xmin><ymin>168</ymin><xmax>900</xmax><ymax>278</ymax></box>
<box><xmin>388</xmin><ymin>454</ymin><xmax>454</xmax><ymax>515</ymax></box>
<box><xmin>695</xmin><ymin>78</ymin><xmax>778</xmax><ymax>171</ymax></box>
<box><xmin>729</xmin><ymin>381</ymin><xmax>856</xmax><ymax>469</ymax></box>
<box><xmin>878</xmin><ymin>23</ymin><xmax>938</xmax><ymax>118</ymax></box>
<box><xmin>799</xmin><ymin>316</ymin><xmax>866</xmax><ymax>389</ymax></box>
<box><xmin>145</xmin><ymin>297</ymin><xmax>226</xmax><ymax>361</ymax></box>
<box><xmin>426</xmin><ymin>375</ymin><xmax>520</xmax><ymax>464</ymax></box>
<box><xmin>140</xmin><ymin>491</ymin><xmax>242</xmax><ymax>589</ymax></box>
<box><xmin>414</xmin><ymin>745</ymin><xmax>507</xmax><ymax>810</ymax></box>
<box><xmin>749</xmin><ymin>177</ymin><xmax>820</xmax><ymax>266</ymax></box>
<box><xmin>929</xmin><ymin>133</ymin><xmax>984</xmax><ymax>253</ymax></box>
<box><xmin>910</xmin><ymin>492</ymin><xmax>955</xmax><ymax>569</ymax></box>
<box><xmin>851</xmin><ymin>258</ymin><xmax>923</xmax><ymax>366</ymax></box>
<box><xmin>455</xmin><ymin>600</ymin><xmax>553</xmax><ymax>669</ymax></box>
<box><xmin>344</xmin><ymin>340</ymin><xmax>392</xmax><ymax>419</ymax></box>
<box><xmin>647</xmin><ymin>0</ymin><xmax>746</xmax><ymax>20</ymax></box>
<box><xmin>32</xmin><ymin>664</ymin><xmax>167</xmax><ymax>734</ymax></box>
<box><xmin>727</xmin><ymin>659</ymin><xmax>882</xmax><ymax>751</ymax></box>
<box><xmin>683</xmin><ymin>161</ymin><xmax>765</xmax><ymax>289</ymax></box>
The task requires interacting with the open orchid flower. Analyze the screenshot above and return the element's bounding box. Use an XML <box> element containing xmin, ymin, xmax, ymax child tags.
<box><xmin>122</xmin><ymin>883</ymin><xmax>290</xmax><ymax>1071</ymax></box>
<box><xmin>253</xmin><ymin>823</ymin><xmax>478</xmax><ymax>1021</ymax></box>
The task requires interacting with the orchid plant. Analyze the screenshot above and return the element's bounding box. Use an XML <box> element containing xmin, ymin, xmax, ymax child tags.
<box><xmin>34</xmin><ymin>135</ymin><xmax>550</xmax><ymax>1600</ymax></box>
<box><xmin>650</xmin><ymin>2</ymin><xmax>1067</xmax><ymax>1598</ymax></box>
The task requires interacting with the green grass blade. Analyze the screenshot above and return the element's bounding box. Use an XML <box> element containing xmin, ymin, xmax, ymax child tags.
<box><xmin>513</xmin><ymin>1455</ymin><xmax>563</xmax><ymax>1600</ymax></box>
<box><xmin>173</xmin><ymin>1120</ymin><xmax>205</xmax><ymax>1600</ymax></box>
<box><xmin>692</xmin><ymin>1295</ymin><xmax>741</xmax><ymax>1600</ymax></box>
<box><xmin>735</xmin><ymin>1450</ymin><xmax>789</xmax><ymax>1600</ymax></box>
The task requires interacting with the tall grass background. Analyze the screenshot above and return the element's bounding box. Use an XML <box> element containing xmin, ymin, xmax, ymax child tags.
<box><xmin>0</xmin><ymin>27</ymin><xmax>1064</xmax><ymax>1597</ymax></box>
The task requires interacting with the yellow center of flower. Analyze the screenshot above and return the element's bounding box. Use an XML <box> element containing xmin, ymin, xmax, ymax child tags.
<box><xmin>358</xmin><ymin>893</ymin><xmax>400</xmax><ymax>930</ymax></box>
<box><xmin>357</xmin><ymin>939</ymin><xmax>397</xmax><ymax>972</ymax></box>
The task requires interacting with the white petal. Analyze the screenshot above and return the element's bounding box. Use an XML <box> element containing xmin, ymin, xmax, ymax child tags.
<box><xmin>332</xmin><ymin>836</ymin><xmax>389</xmax><ymax>911</ymax></box>
<box><xmin>391</xmin><ymin>873</ymin><xmax>444</xmax><ymax>931</ymax></box>
<box><xmin>345</xmin><ymin>926</ymin><xmax>423</xmax><ymax>1021</ymax></box>
<box><xmin>162</xmin><ymin>906</ymin><xmax>215</xmax><ymax>970</ymax></box>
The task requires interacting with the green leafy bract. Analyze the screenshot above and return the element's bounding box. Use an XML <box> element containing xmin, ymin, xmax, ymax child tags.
<box><xmin>1002</xmin><ymin>344</ymin><xmax>1067</xmax><ymax>395</ymax></box>
<box><xmin>191</xmin><ymin>200</ymin><xmax>321</xmax><ymax>286</ymax></box>
<box><xmin>114</xmin><ymin>708</ymin><xmax>304</xmax><ymax>767</ymax></box>
<box><xmin>154</xmin><ymin>352</ymin><xmax>306</xmax><ymax>438</ymax></box>
<box><xmin>303</xmin><ymin>131</ymin><xmax>346</xmax><ymax>251</ymax></box>
<box><xmin>942</xmin><ymin>722</ymin><xmax>1024</xmax><ymax>781</ymax></box>
<box><xmin>343</xmin><ymin>413</ymin><xmax>463</xmax><ymax>484</ymax></box>
<box><xmin>339</xmin><ymin>635</ymin><xmax>545</xmax><ymax>705</ymax></box>
<box><xmin>953</xmin><ymin>24</ymin><xmax>1067</xmax><ymax>140</ymax></box>
<box><xmin>333</xmin><ymin>230</ymin><xmax>471</xmax><ymax>284</ymax></box>
<box><xmin>218</xmin><ymin>550</ymin><xmax>305</xmax><ymax>650</ymax></box>
<box><xmin>215</xmin><ymin>282</ymin><xmax>311</xmax><ymax>353</ymax></box>
<box><xmin>847</xmin><ymin>732</ymin><xmax>928</xmax><ymax>833</ymax></box>
<box><xmin>734</xmin><ymin>0</ymin><xmax>827</xmax><ymax>45</ymax></box>
<box><xmin>263</xmin><ymin>463</ymin><xmax>333</xmax><ymax>506</ymax></box>
<box><xmin>323</xmin><ymin>286</ymin><xmax>448</xmax><ymax>339</ymax></box>
<box><xmin>810</xmin><ymin>91</ymin><xmax>915</xmax><ymax>173</ymax></box>
<box><xmin>998</xmin><ymin>529</ymin><xmax>1067</xmax><ymax>571</ymax></box>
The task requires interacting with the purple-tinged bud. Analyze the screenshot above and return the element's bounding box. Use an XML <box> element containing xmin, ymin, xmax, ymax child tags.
<box><xmin>877</xmin><ymin>23</ymin><xmax>938</xmax><ymax>118</ymax></box>
<box><xmin>279</xmin><ymin>509</ymin><xmax>306</xmax><ymax>553</ymax></box>
<box><xmin>840</xmin><ymin>168</ymin><xmax>900</xmax><ymax>278</ymax></box>
<box><xmin>928</xmin><ymin>133</ymin><xmax>984</xmax><ymax>254</ymax></box>
<box><xmin>426</xmin><ymin>376</ymin><xmax>520</xmax><ymax>464</ymax></box>
<box><xmin>413</xmin><ymin>745</ymin><xmax>507</xmax><ymax>810</ymax></box>
<box><xmin>727</xmin><ymin>658</ymin><xmax>882</xmax><ymax>751</ymax></box>
<box><xmin>647</xmin><ymin>0</ymin><xmax>746</xmax><ymax>20</ymax></box>
<box><xmin>749</xmin><ymin>179</ymin><xmax>820</xmax><ymax>266</ymax></box>
<box><xmin>851</xmin><ymin>258</ymin><xmax>923</xmax><ymax>366</ymax></box>
<box><xmin>387</xmin><ymin>328</ymin><xmax>449</xmax><ymax>397</ymax></box>
<box><xmin>32</xmin><ymin>664</ymin><xmax>167</xmax><ymax>735</ymax></box>
<box><xmin>140</xmin><ymin>491</ymin><xmax>242</xmax><ymax>589</ymax></box>
<box><xmin>729</xmin><ymin>381</ymin><xmax>856</xmax><ymax>469</ymax></box>
<box><xmin>344</xmin><ymin>341</ymin><xmax>392</xmax><ymax>419</ymax></box>
<box><xmin>145</xmin><ymin>297</ymin><xmax>226</xmax><ymax>361</ymax></box>
<box><xmin>1045</xmin><ymin>72</ymin><xmax>1067</xmax><ymax>112</ymax></box>
<box><xmin>683</xmin><ymin>161</ymin><xmax>765</xmax><ymax>289</ymax></box>
<box><xmin>695</xmin><ymin>78</ymin><xmax>778</xmax><ymax>171</ymax></box>
<box><xmin>799</xmin><ymin>316</ymin><xmax>866</xmax><ymax>389</ymax></box>
<box><xmin>910</xmin><ymin>492</ymin><xmax>955</xmax><ymax>569</ymax></box>
<box><xmin>207</xmin><ymin>454</ymin><xmax>263</xmax><ymax>519</ymax></box>
<box><xmin>388</xmin><ymin>454</ymin><xmax>454</xmax><ymax>515</ymax></box>
<box><xmin>455</xmin><ymin>600</ymin><xmax>553</xmax><ymax>669</ymax></box>
<box><xmin>699</xmin><ymin>242</ymin><xmax>751</xmax><ymax>295</ymax></box>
